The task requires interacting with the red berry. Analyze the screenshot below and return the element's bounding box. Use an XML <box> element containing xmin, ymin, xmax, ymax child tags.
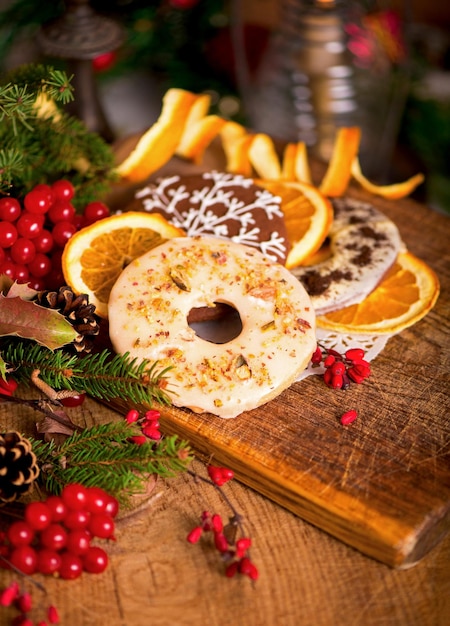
<box><xmin>0</xmin><ymin>376</ymin><xmax>18</xmax><ymax>395</ymax></box>
<box><xmin>46</xmin><ymin>495</ymin><xmax>67</xmax><ymax>522</ymax></box>
<box><xmin>323</xmin><ymin>354</ymin><xmax>336</xmax><ymax>368</ymax></box>
<box><xmin>25</xmin><ymin>501</ymin><xmax>51</xmax><ymax>531</ymax></box>
<box><xmin>33</xmin><ymin>183</ymin><xmax>55</xmax><ymax>206</ymax></box>
<box><xmin>51</xmin><ymin>220</ymin><xmax>76</xmax><ymax>247</ymax></box>
<box><xmin>82</xmin><ymin>545</ymin><xmax>108</xmax><ymax>574</ymax></box>
<box><xmin>61</xmin><ymin>483</ymin><xmax>88</xmax><ymax>510</ymax></box>
<box><xmin>214</xmin><ymin>532</ymin><xmax>229</xmax><ymax>553</ymax></box>
<box><xmin>52</xmin><ymin>179</ymin><xmax>75</xmax><ymax>201</ymax></box>
<box><xmin>186</xmin><ymin>526</ymin><xmax>203</xmax><ymax>544</ymax></box>
<box><xmin>66</xmin><ymin>529</ymin><xmax>92</xmax><ymax>555</ymax></box>
<box><xmin>14</xmin><ymin>264</ymin><xmax>30</xmax><ymax>283</ymax></box>
<box><xmin>47</xmin><ymin>200</ymin><xmax>76</xmax><ymax>224</ymax></box>
<box><xmin>16</xmin><ymin>591</ymin><xmax>32</xmax><ymax>613</ymax></box>
<box><xmin>0</xmin><ymin>221</ymin><xmax>18</xmax><ymax>247</ymax></box>
<box><xmin>103</xmin><ymin>494</ymin><xmax>119</xmax><ymax>518</ymax></box>
<box><xmin>47</xmin><ymin>605</ymin><xmax>60</xmax><ymax>624</ymax></box>
<box><xmin>311</xmin><ymin>346</ymin><xmax>323</xmax><ymax>364</ymax></box>
<box><xmin>10</xmin><ymin>237</ymin><xmax>36</xmax><ymax>265</ymax></box>
<box><xmin>34</xmin><ymin>230</ymin><xmax>54</xmax><ymax>254</ymax></box>
<box><xmin>340</xmin><ymin>409</ymin><xmax>358</xmax><ymax>425</ymax></box>
<box><xmin>59</xmin><ymin>392</ymin><xmax>86</xmax><ymax>408</ymax></box>
<box><xmin>330</xmin><ymin>361</ymin><xmax>345</xmax><ymax>376</ymax></box>
<box><xmin>16</xmin><ymin>212</ymin><xmax>44</xmax><ymax>239</ymax></box>
<box><xmin>0</xmin><ymin>582</ymin><xmax>19</xmax><ymax>607</ymax></box>
<box><xmin>10</xmin><ymin>545</ymin><xmax>37</xmax><ymax>575</ymax></box>
<box><xmin>85</xmin><ymin>486</ymin><xmax>110</xmax><ymax>515</ymax></box>
<box><xmin>63</xmin><ymin>509</ymin><xmax>90</xmax><ymax>530</ymax></box>
<box><xmin>345</xmin><ymin>348</ymin><xmax>365</xmax><ymax>361</ymax></box>
<box><xmin>88</xmin><ymin>513</ymin><xmax>115</xmax><ymax>539</ymax></box>
<box><xmin>7</xmin><ymin>521</ymin><xmax>34</xmax><ymax>546</ymax></box>
<box><xmin>83</xmin><ymin>201</ymin><xmax>110</xmax><ymax>224</ymax></box>
<box><xmin>0</xmin><ymin>197</ymin><xmax>21</xmax><ymax>222</ymax></box>
<box><xmin>58</xmin><ymin>551</ymin><xmax>83</xmax><ymax>579</ymax></box>
<box><xmin>40</xmin><ymin>523</ymin><xmax>68</xmax><ymax>551</ymax></box>
<box><xmin>28</xmin><ymin>252</ymin><xmax>52</xmax><ymax>277</ymax></box>
<box><xmin>36</xmin><ymin>548</ymin><xmax>62</xmax><ymax>575</ymax></box>
<box><xmin>24</xmin><ymin>188</ymin><xmax>52</xmax><ymax>214</ymax></box>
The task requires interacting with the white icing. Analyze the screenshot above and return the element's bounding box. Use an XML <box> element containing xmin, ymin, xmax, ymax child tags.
<box><xmin>291</xmin><ymin>197</ymin><xmax>404</xmax><ymax>315</ymax></box>
<box><xmin>108</xmin><ymin>237</ymin><xmax>316</xmax><ymax>418</ymax></box>
<box><xmin>135</xmin><ymin>171</ymin><xmax>288</xmax><ymax>263</ymax></box>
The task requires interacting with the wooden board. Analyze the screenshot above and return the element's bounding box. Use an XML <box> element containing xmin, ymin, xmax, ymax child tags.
<box><xmin>105</xmin><ymin>146</ymin><xmax>450</xmax><ymax>569</ymax></box>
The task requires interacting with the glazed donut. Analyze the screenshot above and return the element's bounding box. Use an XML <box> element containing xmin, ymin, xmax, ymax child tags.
<box><xmin>126</xmin><ymin>170</ymin><xmax>291</xmax><ymax>265</ymax></box>
<box><xmin>291</xmin><ymin>197</ymin><xmax>403</xmax><ymax>315</ymax></box>
<box><xmin>108</xmin><ymin>237</ymin><xmax>316</xmax><ymax>419</ymax></box>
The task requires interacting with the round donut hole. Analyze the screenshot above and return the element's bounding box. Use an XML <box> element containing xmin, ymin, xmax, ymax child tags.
<box><xmin>187</xmin><ymin>303</ymin><xmax>242</xmax><ymax>344</ymax></box>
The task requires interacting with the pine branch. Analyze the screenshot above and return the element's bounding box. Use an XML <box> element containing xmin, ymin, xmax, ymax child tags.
<box><xmin>1</xmin><ymin>340</ymin><xmax>173</xmax><ymax>407</ymax></box>
<box><xmin>0</xmin><ymin>64</ymin><xmax>116</xmax><ymax>205</ymax></box>
<box><xmin>30</xmin><ymin>422</ymin><xmax>193</xmax><ymax>505</ymax></box>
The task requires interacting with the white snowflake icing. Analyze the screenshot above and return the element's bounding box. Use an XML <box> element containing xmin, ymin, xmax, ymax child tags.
<box><xmin>135</xmin><ymin>171</ymin><xmax>287</xmax><ymax>262</ymax></box>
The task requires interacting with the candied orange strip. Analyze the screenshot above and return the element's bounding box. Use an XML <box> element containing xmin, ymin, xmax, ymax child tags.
<box><xmin>176</xmin><ymin>115</ymin><xmax>227</xmax><ymax>164</ymax></box>
<box><xmin>282</xmin><ymin>142</ymin><xmax>312</xmax><ymax>184</ymax></box>
<box><xmin>248</xmin><ymin>133</ymin><xmax>282</xmax><ymax>180</ymax></box>
<box><xmin>351</xmin><ymin>157</ymin><xmax>425</xmax><ymax>199</ymax></box>
<box><xmin>222</xmin><ymin>122</ymin><xmax>254</xmax><ymax>177</ymax></box>
<box><xmin>319</xmin><ymin>127</ymin><xmax>361</xmax><ymax>197</ymax></box>
<box><xmin>116</xmin><ymin>88</ymin><xmax>198</xmax><ymax>182</ymax></box>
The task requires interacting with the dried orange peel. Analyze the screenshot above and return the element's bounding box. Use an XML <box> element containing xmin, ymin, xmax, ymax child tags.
<box><xmin>176</xmin><ymin>114</ymin><xmax>227</xmax><ymax>164</ymax></box>
<box><xmin>115</xmin><ymin>87</ymin><xmax>425</xmax><ymax>202</ymax></box>
<box><xmin>319</xmin><ymin>127</ymin><xmax>362</xmax><ymax>197</ymax></box>
<box><xmin>350</xmin><ymin>157</ymin><xmax>425</xmax><ymax>199</ymax></box>
<box><xmin>281</xmin><ymin>142</ymin><xmax>312</xmax><ymax>184</ymax></box>
<box><xmin>116</xmin><ymin>88</ymin><xmax>198</xmax><ymax>182</ymax></box>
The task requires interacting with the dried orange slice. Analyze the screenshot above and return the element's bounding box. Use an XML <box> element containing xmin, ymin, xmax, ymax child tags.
<box><xmin>351</xmin><ymin>157</ymin><xmax>425</xmax><ymax>199</ymax></box>
<box><xmin>281</xmin><ymin>142</ymin><xmax>312</xmax><ymax>184</ymax></box>
<box><xmin>316</xmin><ymin>251</ymin><xmax>440</xmax><ymax>334</ymax></box>
<box><xmin>62</xmin><ymin>212</ymin><xmax>185</xmax><ymax>317</ymax></box>
<box><xmin>319</xmin><ymin>127</ymin><xmax>361</xmax><ymax>197</ymax></box>
<box><xmin>256</xmin><ymin>179</ymin><xmax>333</xmax><ymax>269</ymax></box>
<box><xmin>116</xmin><ymin>88</ymin><xmax>198</xmax><ymax>183</ymax></box>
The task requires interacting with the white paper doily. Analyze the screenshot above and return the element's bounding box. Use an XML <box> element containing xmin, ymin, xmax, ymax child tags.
<box><xmin>296</xmin><ymin>328</ymin><xmax>392</xmax><ymax>382</ymax></box>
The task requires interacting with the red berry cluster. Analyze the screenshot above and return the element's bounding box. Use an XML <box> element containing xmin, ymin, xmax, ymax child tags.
<box><xmin>125</xmin><ymin>408</ymin><xmax>162</xmax><ymax>443</ymax></box>
<box><xmin>0</xmin><ymin>181</ymin><xmax>110</xmax><ymax>291</ymax></box>
<box><xmin>0</xmin><ymin>484</ymin><xmax>118</xmax><ymax>581</ymax></box>
<box><xmin>207</xmin><ymin>465</ymin><xmax>234</xmax><ymax>486</ymax></box>
<box><xmin>1</xmin><ymin>580</ymin><xmax>59</xmax><ymax>626</ymax></box>
<box><xmin>311</xmin><ymin>345</ymin><xmax>371</xmax><ymax>389</ymax></box>
<box><xmin>187</xmin><ymin>511</ymin><xmax>258</xmax><ymax>580</ymax></box>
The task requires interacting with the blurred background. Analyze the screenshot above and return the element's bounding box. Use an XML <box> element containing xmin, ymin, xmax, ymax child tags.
<box><xmin>0</xmin><ymin>0</ymin><xmax>449</xmax><ymax>212</ymax></box>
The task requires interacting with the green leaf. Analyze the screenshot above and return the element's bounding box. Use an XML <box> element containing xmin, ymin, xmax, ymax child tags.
<box><xmin>0</xmin><ymin>295</ymin><xmax>77</xmax><ymax>349</ymax></box>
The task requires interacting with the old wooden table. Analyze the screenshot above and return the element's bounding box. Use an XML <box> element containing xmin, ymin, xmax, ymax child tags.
<box><xmin>1</xmin><ymin>180</ymin><xmax>449</xmax><ymax>625</ymax></box>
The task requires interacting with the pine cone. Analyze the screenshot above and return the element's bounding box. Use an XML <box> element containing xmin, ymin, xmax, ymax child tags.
<box><xmin>0</xmin><ymin>432</ymin><xmax>40</xmax><ymax>503</ymax></box>
<box><xmin>35</xmin><ymin>286</ymin><xmax>100</xmax><ymax>353</ymax></box>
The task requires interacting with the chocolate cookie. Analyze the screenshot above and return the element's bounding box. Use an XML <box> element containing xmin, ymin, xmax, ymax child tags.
<box><xmin>127</xmin><ymin>171</ymin><xmax>291</xmax><ymax>265</ymax></box>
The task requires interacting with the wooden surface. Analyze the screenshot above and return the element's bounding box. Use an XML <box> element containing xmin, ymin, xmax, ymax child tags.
<box><xmin>105</xmin><ymin>153</ymin><xmax>450</xmax><ymax>569</ymax></box>
<box><xmin>1</xmin><ymin>150</ymin><xmax>449</xmax><ymax>624</ymax></box>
